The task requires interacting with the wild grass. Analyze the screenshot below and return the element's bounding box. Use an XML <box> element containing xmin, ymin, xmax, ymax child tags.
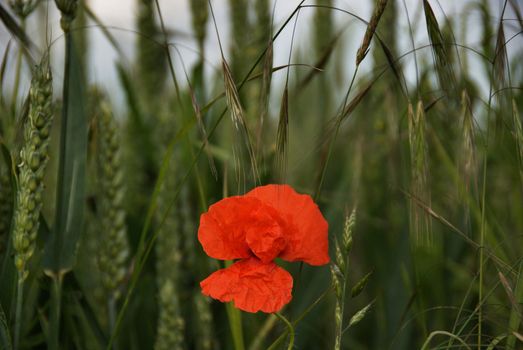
<box><xmin>0</xmin><ymin>0</ymin><xmax>522</xmax><ymax>349</ymax></box>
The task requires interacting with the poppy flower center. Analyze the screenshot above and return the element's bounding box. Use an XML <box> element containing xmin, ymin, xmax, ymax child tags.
<box><xmin>245</xmin><ymin>210</ymin><xmax>287</xmax><ymax>263</ymax></box>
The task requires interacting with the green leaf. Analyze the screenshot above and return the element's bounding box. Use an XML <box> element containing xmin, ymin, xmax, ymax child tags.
<box><xmin>0</xmin><ymin>41</ymin><xmax>11</xmax><ymax>110</ymax></box>
<box><xmin>43</xmin><ymin>33</ymin><xmax>87</xmax><ymax>274</ymax></box>
<box><xmin>0</xmin><ymin>302</ymin><xmax>12</xmax><ymax>350</ymax></box>
<box><xmin>0</xmin><ymin>142</ymin><xmax>16</xmax><ymax>314</ymax></box>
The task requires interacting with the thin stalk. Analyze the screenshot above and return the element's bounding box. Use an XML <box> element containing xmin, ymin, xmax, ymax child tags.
<box><xmin>226</xmin><ymin>302</ymin><xmax>245</xmax><ymax>350</ymax></box>
<box><xmin>248</xmin><ymin>314</ymin><xmax>277</xmax><ymax>350</ymax></box>
<box><xmin>13</xmin><ymin>276</ymin><xmax>23</xmax><ymax>350</ymax></box>
<box><xmin>49</xmin><ymin>276</ymin><xmax>63</xmax><ymax>350</ymax></box>
<box><xmin>11</xmin><ymin>19</ymin><xmax>25</xmax><ymax>116</ymax></box>
<box><xmin>107</xmin><ymin>296</ymin><xmax>117</xmax><ymax>350</ymax></box>
<box><xmin>267</xmin><ymin>285</ymin><xmax>333</xmax><ymax>350</ymax></box>
<box><xmin>315</xmin><ymin>66</ymin><xmax>359</xmax><ymax>201</ymax></box>
<box><xmin>153</xmin><ymin>0</ymin><xmax>207</xmax><ymax>212</ymax></box>
<box><xmin>478</xmin><ymin>65</ymin><xmax>495</xmax><ymax>350</ymax></box>
<box><xmin>275</xmin><ymin>313</ymin><xmax>294</xmax><ymax>350</ymax></box>
<box><xmin>334</xmin><ymin>254</ymin><xmax>351</xmax><ymax>350</ymax></box>
<box><xmin>421</xmin><ymin>331</ymin><xmax>471</xmax><ymax>350</ymax></box>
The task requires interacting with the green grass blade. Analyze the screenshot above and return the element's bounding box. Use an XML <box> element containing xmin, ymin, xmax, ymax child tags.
<box><xmin>0</xmin><ymin>142</ymin><xmax>16</xmax><ymax>316</ymax></box>
<box><xmin>0</xmin><ymin>302</ymin><xmax>12</xmax><ymax>350</ymax></box>
<box><xmin>43</xmin><ymin>34</ymin><xmax>87</xmax><ymax>273</ymax></box>
<box><xmin>0</xmin><ymin>41</ymin><xmax>11</xmax><ymax>110</ymax></box>
<box><xmin>274</xmin><ymin>313</ymin><xmax>294</xmax><ymax>350</ymax></box>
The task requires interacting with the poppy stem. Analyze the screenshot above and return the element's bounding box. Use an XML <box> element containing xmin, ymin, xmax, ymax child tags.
<box><xmin>275</xmin><ymin>312</ymin><xmax>294</xmax><ymax>350</ymax></box>
<box><xmin>226</xmin><ymin>298</ymin><xmax>245</xmax><ymax>350</ymax></box>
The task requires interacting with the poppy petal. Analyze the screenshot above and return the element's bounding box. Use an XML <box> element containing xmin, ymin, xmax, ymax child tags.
<box><xmin>200</xmin><ymin>257</ymin><xmax>293</xmax><ymax>313</ymax></box>
<box><xmin>244</xmin><ymin>205</ymin><xmax>287</xmax><ymax>263</ymax></box>
<box><xmin>246</xmin><ymin>184</ymin><xmax>329</xmax><ymax>265</ymax></box>
<box><xmin>198</xmin><ymin>196</ymin><xmax>259</xmax><ymax>260</ymax></box>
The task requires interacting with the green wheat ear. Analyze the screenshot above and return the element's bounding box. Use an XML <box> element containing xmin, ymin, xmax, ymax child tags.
<box><xmin>95</xmin><ymin>99</ymin><xmax>130</xmax><ymax>298</ymax></box>
<box><xmin>154</xmin><ymin>145</ymin><xmax>185</xmax><ymax>350</ymax></box>
<box><xmin>179</xmin><ymin>185</ymin><xmax>215</xmax><ymax>350</ymax></box>
<box><xmin>155</xmin><ymin>280</ymin><xmax>185</xmax><ymax>350</ymax></box>
<box><xmin>12</xmin><ymin>56</ymin><xmax>53</xmax><ymax>280</ymax></box>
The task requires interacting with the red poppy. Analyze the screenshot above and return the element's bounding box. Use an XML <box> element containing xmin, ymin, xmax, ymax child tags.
<box><xmin>198</xmin><ymin>184</ymin><xmax>329</xmax><ymax>313</ymax></box>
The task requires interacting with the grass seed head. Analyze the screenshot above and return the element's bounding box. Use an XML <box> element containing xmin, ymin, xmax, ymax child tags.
<box><xmin>348</xmin><ymin>301</ymin><xmax>373</xmax><ymax>328</ymax></box>
<box><xmin>155</xmin><ymin>280</ymin><xmax>185</xmax><ymax>350</ymax></box>
<box><xmin>13</xmin><ymin>57</ymin><xmax>53</xmax><ymax>279</ymax></box>
<box><xmin>408</xmin><ymin>101</ymin><xmax>432</xmax><ymax>246</ymax></box>
<box><xmin>343</xmin><ymin>208</ymin><xmax>356</xmax><ymax>254</ymax></box>
<box><xmin>54</xmin><ymin>0</ymin><xmax>78</xmax><ymax>31</ymax></box>
<box><xmin>95</xmin><ymin>97</ymin><xmax>130</xmax><ymax>297</ymax></box>
<box><xmin>8</xmin><ymin>0</ymin><xmax>38</xmax><ymax>19</ymax></box>
<box><xmin>356</xmin><ymin>0</ymin><xmax>388</xmax><ymax>65</ymax></box>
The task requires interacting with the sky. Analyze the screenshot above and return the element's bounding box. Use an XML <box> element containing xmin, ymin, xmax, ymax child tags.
<box><xmin>0</xmin><ymin>0</ymin><xmax>520</xmax><ymax>112</ymax></box>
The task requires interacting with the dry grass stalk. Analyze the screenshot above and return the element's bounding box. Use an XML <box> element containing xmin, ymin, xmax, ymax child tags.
<box><xmin>513</xmin><ymin>99</ymin><xmax>523</xmax><ymax>184</ymax></box>
<box><xmin>356</xmin><ymin>0</ymin><xmax>388</xmax><ymax>65</ymax></box>
<box><xmin>256</xmin><ymin>37</ymin><xmax>273</xmax><ymax>154</ymax></box>
<box><xmin>493</xmin><ymin>21</ymin><xmax>509</xmax><ymax>135</ymax></box>
<box><xmin>459</xmin><ymin>90</ymin><xmax>476</xmax><ymax>192</ymax></box>
<box><xmin>493</xmin><ymin>22</ymin><xmax>507</xmax><ymax>89</ymax></box>
<box><xmin>222</xmin><ymin>60</ymin><xmax>259</xmax><ymax>182</ymax></box>
<box><xmin>458</xmin><ymin>90</ymin><xmax>477</xmax><ymax>230</ymax></box>
<box><xmin>422</xmin><ymin>0</ymin><xmax>456</xmax><ymax>95</ymax></box>
<box><xmin>276</xmin><ymin>86</ymin><xmax>288</xmax><ymax>180</ymax></box>
<box><xmin>408</xmin><ymin>101</ymin><xmax>432</xmax><ymax>246</ymax></box>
